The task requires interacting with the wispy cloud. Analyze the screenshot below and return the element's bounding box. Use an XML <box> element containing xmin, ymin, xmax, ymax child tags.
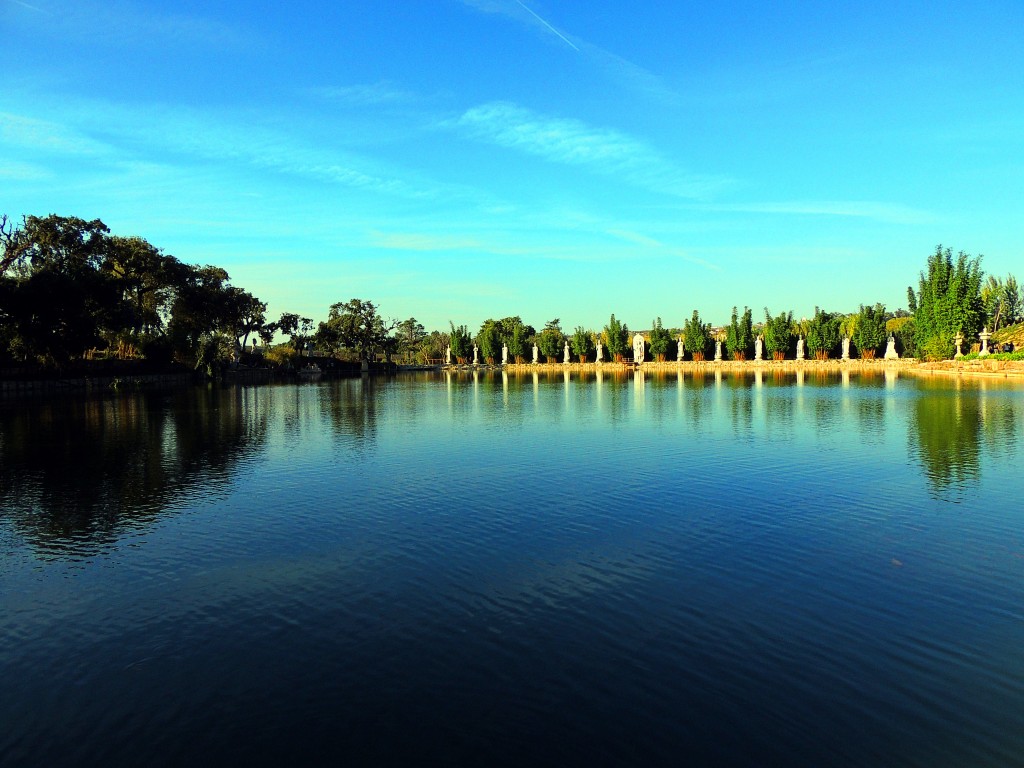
<box><xmin>11</xmin><ymin>0</ymin><xmax>256</xmax><ymax>50</ymax></box>
<box><xmin>0</xmin><ymin>160</ymin><xmax>50</xmax><ymax>180</ymax></box>
<box><xmin>48</xmin><ymin>99</ymin><xmax>470</xmax><ymax>201</ymax></box>
<box><xmin>0</xmin><ymin>111</ymin><xmax>112</xmax><ymax>156</ymax></box>
<box><xmin>368</xmin><ymin>232</ymin><xmax>488</xmax><ymax>252</ymax></box>
<box><xmin>701</xmin><ymin>200</ymin><xmax>936</xmax><ymax>225</ymax></box>
<box><xmin>309</xmin><ymin>82</ymin><xmax>419</xmax><ymax>107</ymax></box>
<box><xmin>605</xmin><ymin>228</ymin><xmax>721</xmax><ymax>271</ymax></box>
<box><xmin>586</xmin><ymin>48</ymin><xmax>680</xmax><ymax>104</ymax></box>
<box><xmin>454</xmin><ymin>102</ymin><xmax>726</xmax><ymax>198</ymax></box>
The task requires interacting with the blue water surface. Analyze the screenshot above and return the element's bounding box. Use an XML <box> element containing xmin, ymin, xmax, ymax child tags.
<box><xmin>1</xmin><ymin>370</ymin><xmax>1022</xmax><ymax>767</ymax></box>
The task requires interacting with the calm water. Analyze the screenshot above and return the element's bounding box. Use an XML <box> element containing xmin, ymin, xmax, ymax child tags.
<box><xmin>2</xmin><ymin>370</ymin><xmax>1023</xmax><ymax>767</ymax></box>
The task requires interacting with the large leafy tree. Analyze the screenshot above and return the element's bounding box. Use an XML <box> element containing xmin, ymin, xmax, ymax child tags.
<box><xmin>102</xmin><ymin>235</ymin><xmax>185</xmax><ymax>346</ymax></box>
<box><xmin>166</xmin><ymin>265</ymin><xmax>232</xmax><ymax>366</ymax></box>
<box><xmin>805</xmin><ymin>307</ymin><xmax>842</xmax><ymax>360</ymax></box>
<box><xmin>648</xmin><ymin>317</ymin><xmax>672</xmax><ymax>361</ymax></box>
<box><xmin>1</xmin><ymin>213</ymin><xmax>270</xmax><ymax>370</ymax></box>
<box><xmin>982</xmin><ymin>274</ymin><xmax>1021</xmax><ymax>331</ymax></box>
<box><xmin>763</xmin><ymin>308</ymin><xmax>793</xmax><ymax>360</ymax></box>
<box><xmin>852</xmin><ymin>303</ymin><xmax>887</xmax><ymax>359</ymax></box>
<box><xmin>0</xmin><ymin>214</ymin><xmax>121</xmax><ymax>364</ymax></box>
<box><xmin>448</xmin><ymin>322</ymin><xmax>472</xmax><ymax>362</ymax></box>
<box><xmin>278</xmin><ymin>312</ymin><xmax>315</xmax><ymax>354</ymax></box>
<box><xmin>394</xmin><ymin>317</ymin><xmax>427</xmax><ymax>362</ymax></box>
<box><xmin>317</xmin><ymin>299</ymin><xmax>394</xmax><ymax>362</ymax></box>
<box><xmin>218</xmin><ymin>287</ymin><xmax>267</xmax><ymax>357</ymax></box>
<box><xmin>537</xmin><ymin>318</ymin><xmax>565</xmax><ymax>362</ymax></box>
<box><xmin>683</xmin><ymin>310</ymin><xmax>710</xmax><ymax>361</ymax></box>
<box><xmin>476</xmin><ymin>319</ymin><xmax>501</xmax><ymax>363</ymax></box>
<box><xmin>907</xmin><ymin>246</ymin><xmax>985</xmax><ymax>360</ymax></box>
<box><xmin>602</xmin><ymin>314</ymin><xmax>629</xmax><ymax>361</ymax></box>
<box><xmin>503</xmin><ymin>317</ymin><xmax>531</xmax><ymax>363</ymax></box>
<box><xmin>570</xmin><ymin>326</ymin><xmax>594</xmax><ymax>363</ymax></box>
<box><xmin>725</xmin><ymin>306</ymin><xmax>753</xmax><ymax>360</ymax></box>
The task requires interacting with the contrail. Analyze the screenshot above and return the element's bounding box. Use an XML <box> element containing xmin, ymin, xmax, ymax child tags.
<box><xmin>515</xmin><ymin>0</ymin><xmax>579</xmax><ymax>51</ymax></box>
<box><xmin>6</xmin><ymin>0</ymin><xmax>52</xmax><ymax>13</ymax></box>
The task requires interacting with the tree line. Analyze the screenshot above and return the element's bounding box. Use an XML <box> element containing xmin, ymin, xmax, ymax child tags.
<box><xmin>2</xmin><ymin>214</ymin><xmax>1019</xmax><ymax>369</ymax></box>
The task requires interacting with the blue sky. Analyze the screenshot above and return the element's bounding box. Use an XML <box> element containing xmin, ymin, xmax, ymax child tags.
<box><xmin>2</xmin><ymin>0</ymin><xmax>1022</xmax><ymax>332</ymax></box>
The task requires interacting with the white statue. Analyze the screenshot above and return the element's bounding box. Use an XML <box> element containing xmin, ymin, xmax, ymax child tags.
<box><xmin>884</xmin><ymin>334</ymin><xmax>899</xmax><ymax>360</ymax></box>
<box><xmin>754</xmin><ymin>335</ymin><xmax>763</xmax><ymax>361</ymax></box>
<box><xmin>677</xmin><ymin>336</ymin><xmax>684</xmax><ymax>361</ymax></box>
<box><xmin>841</xmin><ymin>336</ymin><xmax>850</xmax><ymax>361</ymax></box>
<box><xmin>502</xmin><ymin>343</ymin><xmax>508</xmax><ymax>365</ymax></box>
<box><xmin>473</xmin><ymin>344</ymin><xmax>479</xmax><ymax>365</ymax></box>
<box><xmin>532</xmin><ymin>343</ymin><xmax>539</xmax><ymax>364</ymax></box>
<box><xmin>714</xmin><ymin>339</ymin><xmax>722</xmax><ymax>361</ymax></box>
<box><xmin>596</xmin><ymin>340</ymin><xmax>603</xmax><ymax>363</ymax></box>
<box><xmin>445</xmin><ymin>345</ymin><xmax>451</xmax><ymax>365</ymax></box>
<box><xmin>632</xmin><ymin>333</ymin><xmax>645</xmax><ymax>363</ymax></box>
<box><xmin>796</xmin><ymin>336</ymin><xmax>805</xmax><ymax>361</ymax></box>
<box><xmin>564</xmin><ymin>341</ymin><xmax>570</xmax><ymax>364</ymax></box>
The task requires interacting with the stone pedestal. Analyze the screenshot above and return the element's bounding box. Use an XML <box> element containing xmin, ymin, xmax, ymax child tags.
<box><xmin>979</xmin><ymin>327</ymin><xmax>991</xmax><ymax>357</ymax></box>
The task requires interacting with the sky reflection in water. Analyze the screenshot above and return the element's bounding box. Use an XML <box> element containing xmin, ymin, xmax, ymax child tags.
<box><xmin>1</xmin><ymin>372</ymin><xmax>1022</xmax><ymax>767</ymax></box>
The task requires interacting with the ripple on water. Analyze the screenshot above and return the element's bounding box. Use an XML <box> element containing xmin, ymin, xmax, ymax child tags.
<box><xmin>2</xmin><ymin>375</ymin><xmax>1023</xmax><ymax>766</ymax></box>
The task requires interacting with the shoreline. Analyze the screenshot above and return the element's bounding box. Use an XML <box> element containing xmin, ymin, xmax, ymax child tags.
<box><xmin>454</xmin><ymin>358</ymin><xmax>1024</xmax><ymax>381</ymax></box>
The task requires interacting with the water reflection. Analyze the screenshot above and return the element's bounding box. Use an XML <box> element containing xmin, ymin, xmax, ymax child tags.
<box><xmin>907</xmin><ymin>379</ymin><xmax>1020</xmax><ymax>496</ymax></box>
<box><xmin>319</xmin><ymin>378</ymin><xmax>380</xmax><ymax>448</ymax></box>
<box><xmin>4</xmin><ymin>373</ymin><xmax>1021</xmax><ymax>558</ymax></box>
<box><xmin>0</xmin><ymin>387</ymin><xmax>268</xmax><ymax>558</ymax></box>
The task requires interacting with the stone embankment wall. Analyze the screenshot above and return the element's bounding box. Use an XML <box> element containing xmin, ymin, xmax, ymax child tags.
<box><xmin>470</xmin><ymin>358</ymin><xmax>1024</xmax><ymax>380</ymax></box>
<box><xmin>913</xmin><ymin>359</ymin><xmax>1024</xmax><ymax>380</ymax></box>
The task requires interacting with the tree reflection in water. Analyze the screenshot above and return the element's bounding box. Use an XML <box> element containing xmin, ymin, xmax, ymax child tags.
<box><xmin>908</xmin><ymin>379</ymin><xmax>1020</xmax><ymax>497</ymax></box>
<box><xmin>0</xmin><ymin>387</ymin><xmax>268</xmax><ymax>558</ymax></box>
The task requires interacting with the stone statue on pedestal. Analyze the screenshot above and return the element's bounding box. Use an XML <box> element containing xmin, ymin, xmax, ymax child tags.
<box><xmin>633</xmin><ymin>333</ymin><xmax>645</xmax><ymax>363</ymax></box>
<box><xmin>796</xmin><ymin>336</ymin><xmax>805</xmax><ymax>361</ymax></box>
<box><xmin>884</xmin><ymin>335</ymin><xmax>899</xmax><ymax>360</ymax></box>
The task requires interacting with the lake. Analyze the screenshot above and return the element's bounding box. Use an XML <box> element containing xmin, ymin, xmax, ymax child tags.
<box><xmin>2</xmin><ymin>370</ymin><xmax>1023</xmax><ymax>767</ymax></box>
